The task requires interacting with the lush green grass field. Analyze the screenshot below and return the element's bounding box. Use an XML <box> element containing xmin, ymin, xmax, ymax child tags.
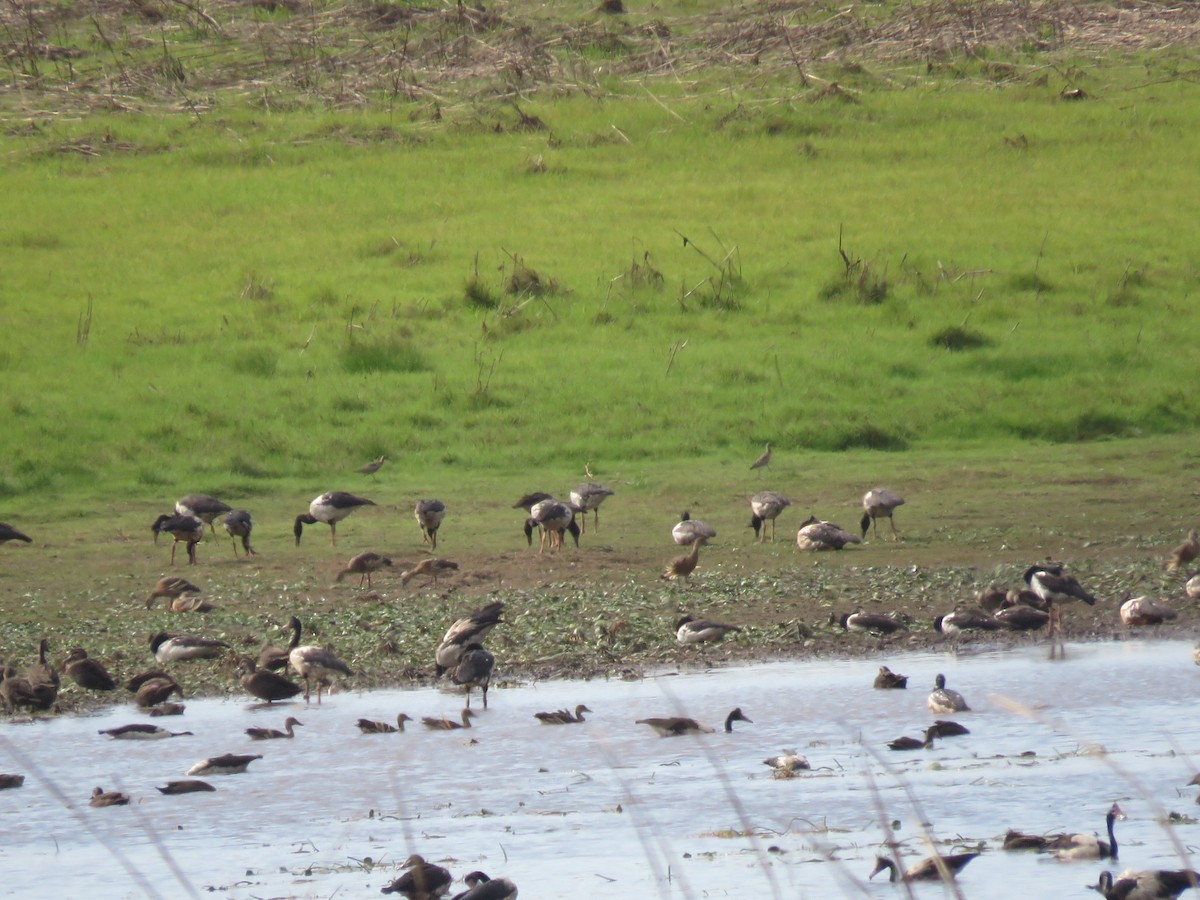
<box><xmin>1</xmin><ymin>0</ymin><xmax>1198</xmax><ymax>507</ymax></box>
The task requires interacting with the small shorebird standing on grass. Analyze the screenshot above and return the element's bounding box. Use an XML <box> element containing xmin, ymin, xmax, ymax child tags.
<box><xmin>750</xmin><ymin>442</ymin><xmax>772</xmax><ymax>471</ymax></box>
<box><xmin>357</xmin><ymin>455</ymin><xmax>386</xmax><ymax>475</ymax></box>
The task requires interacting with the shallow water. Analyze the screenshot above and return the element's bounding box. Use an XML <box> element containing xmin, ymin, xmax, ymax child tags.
<box><xmin>2</xmin><ymin>640</ymin><xmax>1199</xmax><ymax>899</ymax></box>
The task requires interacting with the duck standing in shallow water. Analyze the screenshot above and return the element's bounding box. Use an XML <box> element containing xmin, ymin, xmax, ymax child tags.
<box><xmin>927</xmin><ymin>673</ymin><xmax>970</xmax><ymax>714</ymax></box>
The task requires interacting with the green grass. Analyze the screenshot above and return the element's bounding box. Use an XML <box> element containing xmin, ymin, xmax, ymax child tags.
<box><xmin>0</xmin><ymin>1</ymin><xmax>1198</xmax><ymax>502</ymax></box>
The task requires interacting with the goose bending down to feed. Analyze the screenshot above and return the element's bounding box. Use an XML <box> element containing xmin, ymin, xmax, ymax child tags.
<box><xmin>661</xmin><ymin>538</ymin><xmax>706</xmax><ymax>585</ymax></box>
<box><xmin>934</xmin><ymin>609</ymin><xmax>1003</xmax><ymax>635</ymax></box>
<box><xmin>672</xmin><ymin>511</ymin><xmax>716</xmax><ymax>547</ymax></box>
<box><xmin>414</xmin><ymin>499</ymin><xmax>446</xmax><ymax>550</ymax></box>
<box><xmin>287</xmin><ymin>619</ymin><xmax>353</xmax><ymax>703</ymax></box>
<box><xmin>222</xmin><ymin>509</ymin><xmax>255</xmax><ymax>558</ymax></box>
<box><xmin>860</xmin><ymin>488</ymin><xmax>905</xmax><ymax>541</ymax></box>
<box><xmin>98</xmin><ymin>723</ymin><xmax>192</xmax><ymax>740</ymax></box>
<box><xmin>675</xmin><ymin>613</ymin><xmax>741</xmax><ymax>644</ymax></box>
<box><xmin>1118</xmin><ymin>594</ymin><xmax>1178</xmax><ymax>626</ymax></box>
<box><xmin>435</xmin><ymin>601</ymin><xmax>504</xmax><ymax>677</ymax></box>
<box><xmin>534</xmin><ymin>704</ymin><xmax>591</xmax><ymax>725</ymax></box>
<box><xmin>145</xmin><ymin>576</ymin><xmax>203</xmax><ymax>610</ymax></box>
<box><xmin>1095</xmin><ymin>869</ymin><xmax>1200</xmax><ymax>900</ymax></box>
<box><xmin>797</xmin><ymin>517</ymin><xmax>860</xmax><ymax>551</ymax></box>
<box><xmin>1052</xmin><ymin>802</ymin><xmax>1124</xmax><ymax>860</ymax></box>
<box><xmin>151</xmin><ymin>514</ymin><xmax>204</xmax><ymax>565</ymax></box>
<box><xmin>763</xmin><ymin>751</ymin><xmax>811</xmax><ymax>773</ymax></box>
<box><xmin>380</xmin><ymin>854</ymin><xmax>453</xmax><ymax>897</ymax></box>
<box><xmin>1168</xmin><ymin>530</ymin><xmax>1200</xmax><ymax>572</ymax></box>
<box><xmin>512</xmin><ymin>492</ymin><xmax>553</xmax><ymax>513</ymax></box>
<box><xmin>873</xmin><ymin>665</ymin><xmax>908</xmax><ymax>689</ymax></box>
<box><xmin>835</xmin><ymin>612</ymin><xmax>904</xmax><ymax>635</ymax></box>
<box><xmin>148</xmin><ymin>702</ymin><xmax>185</xmax><ymax>717</ymax></box>
<box><xmin>356</xmin><ymin>713</ymin><xmax>412</xmax><ymax>734</ymax></box>
<box><xmin>400</xmin><ymin>558</ymin><xmax>460</xmax><ymax>587</ymax></box>
<box><xmin>927</xmin><ymin>673</ymin><xmax>970</xmax><ymax>714</ymax></box>
<box><xmin>524</xmin><ymin>500</ymin><xmax>580</xmax><ymax>553</ymax></box>
<box><xmin>570</xmin><ymin>482</ymin><xmax>614</xmax><ymax>533</ymax></box>
<box><xmin>0</xmin><ymin>522</ymin><xmax>32</xmax><ymax>545</ymax></box>
<box><xmin>294</xmin><ymin>492</ymin><xmax>375</xmax><ymax>546</ymax></box>
<box><xmin>238</xmin><ymin>655</ymin><xmax>303</xmax><ymax>703</ymax></box>
<box><xmin>749</xmin><ymin>490</ymin><xmax>790</xmax><ymax>543</ymax></box>
<box><xmin>133</xmin><ymin>676</ymin><xmax>183</xmax><ymax>709</ymax></box>
<box><xmin>422</xmin><ymin>709</ymin><xmax>477</xmax><ymax>730</ymax></box>
<box><xmin>246</xmin><ymin>716</ymin><xmax>303</xmax><ymax>740</ymax></box>
<box><xmin>150</xmin><ymin>632</ymin><xmax>230</xmax><ymax>664</ymax></box>
<box><xmin>636</xmin><ymin>707</ymin><xmax>752</xmax><ymax>736</ymax></box>
<box><xmin>888</xmin><ymin>726</ymin><xmax>937</xmax><ymax>751</ymax></box>
<box><xmin>451</xmin><ymin>644</ymin><xmax>494</xmax><ymax>709</ymax></box>
<box><xmin>186</xmin><ymin>753</ymin><xmax>263</xmax><ymax>776</ymax></box>
<box><xmin>90</xmin><ymin>787</ymin><xmax>131</xmax><ymax>807</ymax></box>
<box><xmin>870</xmin><ymin>852</ymin><xmax>978</xmax><ymax>883</ymax></box>
<box><xmin>452</xmin><ymin>871</ymin><xmax>518</xmax><ymax>900</ymax></box>
<box><xmin>335</xmin><ymin>551</ymin><xmax>393</xmax><ymax>588</ymax></box>
<box><xmin>175</xmin><ymin>494</ymin><xmax>232</xmax><ymax>537</ymax></box>
<box><xmin>157</xmin><ymin>780</ymin><xmax>215</xmax><ymax>795</ymax></box>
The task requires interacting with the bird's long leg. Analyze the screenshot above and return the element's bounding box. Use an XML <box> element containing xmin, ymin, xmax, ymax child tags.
<box><xmin>329</xmin><ymin>522</ymin><xmax>337</xmax><ymax>547</ymax></box>
<box><xmin>188</xmin><ymin>540</ymin><xmax>198</xmax><ymax>565</ymax></box>
<box><xmin>890</xmin><ymin>516</ymin><xmax>901</xmax><ymax>541</ymax></box>
<box><xmin>430</xmin><ymin>531</ymin><xmax>437</xmax><ymax>551</ymax></box>
<box><xmin>169</xmin><ymin>540</ymin><xmax>178</xmax><ymax>565</ymax></box>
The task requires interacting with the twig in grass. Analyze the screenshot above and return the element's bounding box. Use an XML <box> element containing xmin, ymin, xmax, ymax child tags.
<box><xmin>77</xmin><ymin>294</ymin><xmax>93</xmax><ymax>347</ymax></box>
<box><xmin>665</xmin><ymin>340</ymin><xmax>687</xmax><ymax>375</ymax></box>
<box><xmin>165</xmin><ymin>0</ymin><xmax>225</xmax><ymax>37</ymax></box>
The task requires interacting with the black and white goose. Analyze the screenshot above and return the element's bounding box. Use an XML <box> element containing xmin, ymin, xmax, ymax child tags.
<box><xmin>287</xmin><ymin>618</ymin><xmax>353</xmax><ymax>703</ymax></box>
<box><xmin>1024</xmin><ymin>564</ymin><xmax>1097</xmax><ymax>609</ymax></box>
<box><xmin>150</xmin><ymin>632</ymin><xmax>229</xmax><ymax>664</ymax></box>
<box><xmin>636</xmin><ymin>707</ymin><xmax>752</xmax><ymax>736</ymax></box>
<box><xmin>222</xmin><ymin>509</ymin><xmax>255</xmax><ymax>558</ymax></box>
<box><xmin>1052</xmin><ymin>802</ymin><xmax>1124</xmax><ymax>860</ymax></box>
<box><xmin>749</xmin><ymin>490</ymin><xmax>790</xmax><ymax>543</ymax></box>
<box><xmin>451</xmin><ymin>644</ymin><xmax>494</xmax><ymax>709</ymax></box>
<box><xmin>380</xmin><ymin>854</ymin><xmax>453</xmax><ymax>897</ymax></box>
<box><xmin>151</xmin><ymin>514</ymin><xmax>204</xmax><ymax>565</ymax></box>
<box><xmin>927</xmin><ymin>673</ymin><xmax>970</xmax><ymax>714</ymax></box>
<box><xmin>434</xmin><ymin>601</ymin><xmax>504</xmax><ymax>677</ymax></box>
<box><xmin>524</xmin><ymin>499</ymin><xmax>580</xmax><ymax>552</ymax></box>
<box><xmin>186</xmin><ymin>753</ymin><xmax>262</xmax><ymax>776</ymax></box>
<box><xmin>98</xmin><ymin>723</ymin><xmax>192</xmax><ymax>740</ymax></box>
<box><xmin>1095</xmin><ymin>868</ymin><xmax>1200</xmax><ymax>900</ymax></box>
<box><xmin>569</xmin><ymin>482</ymin><xmax>615</xmax><ymax>534</ymax></box>
<box><xmin>797</xmin><ymin>516</ymin><xmax>860</xmax><ymax>551</ymax></box>
<box><xmin>675</xmin><ymin>614</ymin><xmax>742</xmax><ymax>644</ymax></box>
<box><xmin>414</xmin><ymin>499</ymin><xmax>446</xmax><ymax>550</ymax></box>
<box><xmin>1118</xmin><ymin>594</ymin><xmax>1178</xmax><ymax>626</ymax></box>
<box><xmin>869</xmin><ymin>851</ymin><xmax>978</xmax><ymax>883</ymax></box>
<box><xmin>452</xmin><ymin>871</ymin><xmax>518</xmax><ymax>900</ymax></box>
<box><xmin>860</xmin><ymin>488</ymin><xmax>905</xmax><ymax>541</ymax></box>
<box><xmin>672</xmin><ymin>511</ymin><xmax>716</xmax><ymax>546</ymax></box>
<box><xmin>175</xmin><ymin>494</ymin><xmax>232</xmax><ymax>538</ymax></box>
<box><xmin>293</xmin><ymin>492</ymin><xmax>376</xmax><ymax>546</ymax></box>
<box><xmin>834</xmin><ymin>611</ymin><xmax>905</xmax><ymax>635</ymax></box>
<box><xmin>934</xmin><ymin>609</ymin><xmax>1003</xmax><ymax>635</ymax></box>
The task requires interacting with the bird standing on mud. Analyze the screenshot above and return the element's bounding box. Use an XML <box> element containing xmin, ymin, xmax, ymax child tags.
<box><xmin>335</xmin><ymin>551</ymin><xmax>392</xmax><ymax>588</ymax></box>
<box><xmin>222</xmin><ymin>509</ymin><xmax>255</xmax><ymax>558</ymax></box>
<box><xmin>294</xmin><ymin>492</ymin><xmax>376</xmax><ymax>546</ymax></box>
<box><xmin>749</xmin><ymin>490</ymin><xmax>790</xmax><ymax>542</ymax></box>
<box><xmin>0</xmin><ymin>523</ymin><xmax>32</xmax><ymax>545</ymax></box>
<box><xmin>860</xmin><ymin>488</ymin><xmax>905</xmax><ymax>541</ymax></box>
<box><xmin>151</xmin><ymin>514</ymin><xmax>204</xmax><ymax>565</ymax></box>
<box><xmin>175</xmin><ymin>494</ymin><xmax>232</xmax><ymax>538</ymax></box>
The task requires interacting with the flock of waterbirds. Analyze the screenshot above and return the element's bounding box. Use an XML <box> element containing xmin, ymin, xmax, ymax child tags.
<box><xmin>2</xmin><ymin>447</ymin><xmax>1200</xmax><ymax>896</ymax></box>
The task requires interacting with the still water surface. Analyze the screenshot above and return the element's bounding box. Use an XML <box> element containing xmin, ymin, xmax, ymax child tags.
<box><xmin>2</xmin><ymin>639</ymin><xmax>1199</xmax><ymax>899</ymax></box>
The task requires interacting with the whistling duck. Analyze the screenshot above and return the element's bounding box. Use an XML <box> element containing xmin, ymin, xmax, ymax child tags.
<box><xmin>797</xmin><ymin>516</ymin><xmax>860</xmax><ymax>551</ymax></box>
<box><xmin>287</xmin><ymin>619</ymin><xmax>353</xmax><ymax>703</ymax></box>
<box><xmin>89</xmin><ymin>786</ymin><xmax>130</xmax><ymax>807</ymax></box>
<box><xmin>0</xmin><ymin>774</ymin><xmax>25</xmax><ymax>789</ymax></box>
<box><xmin>151</xmin><ymin>514</ymin><xmax>204</xmax><ymax>565</ymax></box>
<box><xmin>977</xmin><ymin>586</ymin><xmax>1008</xmax><ymax>612</ymax></box>
<box><xmin>414</xmin><ymin>499</ymin><xmax>446</xmax><ymax>549</ymax></box>
<box><xmin>150</xmin><ymin>631</ymin><xmax>229</xmax><ymax>664</ymax></box>
<box><xmin>452</xmin><ymin>871</ymin><xmax>518</xmax><ymax>900</ymax></box>
<box><xmin>435</xmin><ymin>601</ymin><xmax>504</xmax><ymax>676</ymax></box>
<box><xmin>452</xmin><ymin>644</ymin><xmax>494</xmax><ymax>709</ymax></box>
<box><xmin>534</xmin><ymin>704</ymin><xmax>591</xmax><ymax>724</ymax></box>
<box><xmin>927</xmin><ymin>673</ymin><xmax>970</xmax><ymax>714</ymax></box>
<box><xmin>675</xmin><ymin>613</ymin><xmax>741</xmax><ymax>643</ymax></box>
<box><xmin>672</xmin><ymin>511</ymin><xmax>716</xmax><ymax>547</ymax></box>
<box><xmin>381</xmin><ymin>854</ymin><xmax>453</xmax><ymax>897</ymax></box>
<box><xmin>888</xmin><ymin>726</ymin><xmax>937</xmax><ymax>751</ymax></box>
<box><xmin>63</xmin><ymin>649</ymin><xmax>116</xmax><ymax>691</ymax></box>
<box><xmin>763</xmin><ymin>751</ymin><xmax>811</xmax><ymax>772</ymax></box>
<box><xmin>524</xmin><ymin>499</ymin><xmax>579</xmax><ymax>553</ymax></box>
<box><xmin>870</xmin><ymin>852</ymin><xmax>978</xmax><ymax>882</ymax></box>
<box><xmin>1168</xmin><ymin>530</ymin><xmax>1200</xmax><ymax>572</ymax></box>
<box><xmin>335</xmin><ymin>551</ymin><xmax>393</xmax><ymax>588</ymax></box>
<box><xmin>570</xmin><ymin>482</ymin><xmax>614</xmax><ymax>534</ymax></box>
<box><xmin>222</xmin><ymin>509</ymin><xmax>255</xmax><ymax>558</ymax></box>
<box><xmin>750</xmin><ymin>442</ymin><xmax>772</xmax><ymax>471</ymax></box>
<box><xmin>30</xmin><ymin>638</ymin><xmax>60</xmax><ymax>690</ymax></box>
<box><xmin>422</xmin><ymin>709</ymin><xmax>477</xmax><ymax>730</ymax></box>
<box><xmin>145</xmin><ymin>576</ymin><xmax>202</xmax><ymax>609</ymax></box>
<box><xmin>1095</xmin><ymin>868</ymin><xmax>1200</xmax><ymax>900</ymax></box>
<box><xmin>860</xmin><ymin>488</ymin><xmax>905</xmax><ymax>541</ymax></box>
<box><xmin>294</xmin><ymin>492</ymin><xmax>376</xmax><ymax>546</ymax></box>
<box><xmin>187</xmin><ymin>754</ymin><xmax>262</xmax><ymax>776</ymax></box>
<box><xmin>156</xmin><ymin>780</ymin><xmax>215</xmax><ymax>795</ymax></box>
<box><xmin>133</xmin><ymin>676</ymin><xmax>183</xmax><ymax>709</ymax></box>
<box><xmin>98</xmin><ymin>723</ymin><xmax>192</xmax><ymax>740</ymax></box>
<box><xmin>246</xmin><ymin>716</ymin><xmax>303</xmax><ymax>740</ymax></box>
<box><xmin>148</xmin><ymin>702</ymin><xmax>185</xmax><ymax>716</ymax></box>
<box><xmin>0</xmin><ymin>665</ymin><xmax>55</xmax><ymax>713</ymax></box>
<box><xmin>874</xmin><ymin>665</ymin><xmax>908</xmax><ymax>689</ymax></box>
<box><xmin>636</xmin><ymin>707</ymin><xmax>752</xmax><ymax>736</ymax></box>
<box><xmin>1002</xmin><ymin>829</ymin><xmax>1063</xmax><ymax>851</ymax></box>
<box><xmin>400</xmin><ymin>557</ymin><xmax>460</xmax><ymax>587</ymax></box>
<box><xmin>749</xmin><ymin>490</ymin><xmax>790</xmax><ymax>542</ymax></box>
<box><xmin>357</xmin><ymin>455</ymin><xmax>386</xmax><ymax>475</ymax></box>
<box><xmin>929</xmin><ymin>720</ymin><xmax>970</xmax><ymax>737</ymax></box>
<box><xmin>356</xmin><ymin>713</ymin><xmax>412</xmax><ymax>734</ymax></box>
<box><xmin>662</xmin><ymin>538</ymin><xmax>706</xmax><ymax>585</ymax></box>
<box><xmin>1052</xmin><ymin>802</ymin><xmax>1125</xmax><ymax>860</ymax></box>
<box><xmin>994</xmin><ymin>605</ymin><xmax>1050</xmax><ymax>631</ymax></box>
<box><xmin>175</xmin><ymin>494</ymin><xmax>232</xmax><ymax>537</ymax></box>
<box><xmin>834</xmin><ymin>611</ymin><xmax>904</xmax><ymax>635</ymax></box>
<box><xmin>238</xmin><ymin>656</ymin><xmax>302</xmax><ymax>703</ymax></box>
<box><xmin>0</xmin><ymin>522</ymin><xmax>32</xmax><ymax>545</ymax></box>
<box><xmin>934</xmin><ymin>609</ymin><xmax>1003</xmax><ymax>635</ymax></box>
<box><xmin>1118</xmin><ymin>594</ymin><xmax>1178</xmax><ymax>626</ymax></box>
